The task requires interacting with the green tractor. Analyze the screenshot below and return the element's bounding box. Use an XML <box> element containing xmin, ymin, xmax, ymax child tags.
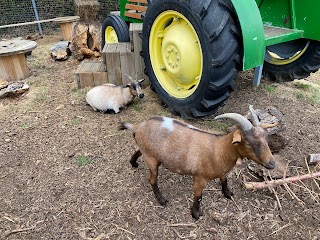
<box><xmin>102</xmin><ymin>0</ymin><xmax>320</xmax><ymax>118</ymax></box>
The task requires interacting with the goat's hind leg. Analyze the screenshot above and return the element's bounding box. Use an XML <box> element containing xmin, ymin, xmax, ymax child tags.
<box><xmin>148</xmin><ymin>159</ymin><xmax>168</xmax><ymax>206</ymax></box>
<box><xmin>130</xmin><ymin>149</ymin><xmax>142</xmax><ymax>168</ymax></box>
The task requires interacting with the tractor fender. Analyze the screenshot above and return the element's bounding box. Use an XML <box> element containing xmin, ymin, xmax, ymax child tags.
<box><xmin>231</xmin><ymin>0</ymin><xmax>265</xmax><ymax>70</ymax></box>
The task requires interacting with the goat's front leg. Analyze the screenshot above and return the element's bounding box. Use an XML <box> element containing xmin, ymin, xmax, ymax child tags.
<box><xmin>191</xmin><ymin>176</ymin><xmax>208</xmax><ymax>220</ymax></box>
<box><xmin>220</xmin><ymin>175</ymin><xmax>233</xmax><ymax>199</ymax></box>
<box><xmin>148</xmin><ymin>161</ymin><xmax>168</xmax><ymax>206</ymax></box>
<box><xmin>130</xmin><ymin>149</ymin><xmax>141</xmax><ymax>168</ymax></box>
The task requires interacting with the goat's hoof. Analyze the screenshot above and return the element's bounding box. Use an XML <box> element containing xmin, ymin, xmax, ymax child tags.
<box><xmin>157</xmin><ymin>197</ymin><xmax>168</xmax><ymax>206</ymax></box>
<box><xmin>191</xmin><ymin>209</ymin><xmax>203</xmax><ymax>220</ymax></box>
<box><xmin>223</xmin><ymin>190</ymin><xmax>234</xmax><ymax>199</ymax></box>
<box><xmin>130</xmin><ymin>162</ymin><xmax>139</xmax><ymax>168</ymax></box>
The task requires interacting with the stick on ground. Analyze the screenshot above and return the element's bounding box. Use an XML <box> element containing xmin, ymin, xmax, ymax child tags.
<box><xmin>244</xmin><ymin>171</ymin><xmax>320</xmax><ymax>190</ymax></box>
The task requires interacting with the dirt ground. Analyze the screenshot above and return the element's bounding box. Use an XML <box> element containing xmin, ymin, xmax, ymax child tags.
<box><xmin>0</xmin><ymin>35</ymin><xmax>319</xmax><ymax>240</ymax></box>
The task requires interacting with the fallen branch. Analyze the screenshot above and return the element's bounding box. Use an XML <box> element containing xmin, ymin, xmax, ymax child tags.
<box><xmin>244</xmin><ymin>171</ymin><xmax>320</xmax><ymax>190</ymax></box>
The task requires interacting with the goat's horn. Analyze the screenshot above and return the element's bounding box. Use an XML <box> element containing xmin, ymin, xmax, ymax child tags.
<box><xmin>214</xmin><ymin>113</ymin><xmax>253</xmax><ymax>132</ymax></box>
<box><xmin>125</xmin><ymin>74</ymin><xmax>134</xmax><ymax>83</ymax></box>
<box><xmin>249</xmin><ymin>105</ymin><xmax>260</xmax><ymax>126</ymax></box>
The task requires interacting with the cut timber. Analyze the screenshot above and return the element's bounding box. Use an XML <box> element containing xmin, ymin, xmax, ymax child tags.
<box><xmin>0</xmin><ymin>39</ymin><xmax>37</xmax><ymax>81</ymax></box>
<box><xmin>129</xmin><ymin>23</ymin><xmax>149</xmax><ymax>86</ymax></box>
<box><xmin>103</xmin><ymin>43</ymin><xmax>135</xmax><ymax>85</ymax></box>
<box><xmin>76</xmin><ymin>60</ymin><xmax>108</xmax><ymax>88</ymax></box>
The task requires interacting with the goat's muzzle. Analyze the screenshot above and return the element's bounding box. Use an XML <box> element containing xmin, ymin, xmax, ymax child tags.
<box><xmin>138</xmin><ymin>93</ymin><xmax>144</xmax><ymax>98</ymax></box>
<box><xmin>263</xmin><ymin>158</ymin><xmax>276</xmax><ymax>169</ymax></box>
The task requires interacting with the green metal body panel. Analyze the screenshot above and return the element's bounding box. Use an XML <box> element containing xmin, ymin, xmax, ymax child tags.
<box><xmin>230</xmin><ymin>0</ymin><xmax>265</xmax><ymax>70</ymax></box>
<box><xmin>295</xmin><ymin>1</ymin><xmax>320</xmax><ymax>40</ymax></box>
<box><xmin>259</xmin><ymin>0</ymin><xmax>293</xmax><ymax>28</ymax></box>
<box><xmin>117</xmin><ymin>0</ymin><xmax>320</xmax><ymax>70</ymax></box>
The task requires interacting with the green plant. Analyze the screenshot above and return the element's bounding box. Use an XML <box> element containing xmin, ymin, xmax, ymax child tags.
<box><xmin>294</xmin><ymin>82</ymin><xmax>311</xmax><ymax>90</ymax></box>
<box><xmin>264</xmin><ymin>85</ymin><xmax>277</xmax><ymax>93</ymax></box>
<box><xmin>76</xmin><ymin>155</ymin><xmax>93</xmax><ymax>166</ymax></box>
<box><xmin>21</xmin><ymin>123</ymin><xmax>30</xmax><ymax>129</ymax></box>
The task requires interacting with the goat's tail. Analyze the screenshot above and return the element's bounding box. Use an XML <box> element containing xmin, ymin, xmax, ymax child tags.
<box><xmin>118</xmin><ymin>122</ymin><xmax>134</xmax><ymax>132</ymax></box>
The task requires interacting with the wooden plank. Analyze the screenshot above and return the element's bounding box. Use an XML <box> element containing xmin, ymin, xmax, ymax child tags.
<box><xmin>0</xmin><ymin>58</ymin><xmax>9</xmax><ymax>80</ymax></box>
<box><xmin>124</xmin><ymin>11</ymin><xmax>142</xmax><ymax>20</ymax></box>
<box><xmin>11</xmin><ymin>54</ymin><xmax>30</xmax><ymax>80</ymax></box>
<box><xmin>105</xmin><ymin>44</ymin><xmax>121</xmax><ymax>85</ymax></box>
<box><xmin>128</xmin><ymin>0</ymin><xmax>148</xmax><ymax>3</ymax></box>
<box><xmin>120</xmin><ymin>43</ymin><xmax>135</xmax><ymax>85</ymax></box>
<box><xmin>59</xmin><ymin>22</ymin><xmax>74</xmax><ymax>41</ymax></box>
<box><xmin>130</xmin><ymin>23</ymin><xmax>149</xmax><ymax>86</ymax></box>
<box><xmin>2</xmin><ymin>56</ymin><xmax>17</xmax><ymax>81</ymax></box>
<box><xmin>91</xmin><ymin>61</ymin><xmax>108</xmax><ymax>86</ymax></box>
<box><xmin>0</xmin><ymin>16</ymin><xmax>79</xmax><ymax>29</ymax></box>
<box><xmin>76</xmin><ymin>61</ymin><xmax>93</xmax><ymax>88</ymax></box>
<box><xmin>125</xmin><ymin>4</ymin><xmax>147</xmax><ymax>12</ymax></box>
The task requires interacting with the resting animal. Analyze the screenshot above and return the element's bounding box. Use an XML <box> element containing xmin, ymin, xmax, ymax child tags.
<box><xmin>86</xmin><ymin>74</ymin><xmax>144</xmax><ymax>113</ymax></box>
<box><xmin>119</xmin><ymin>112</ymin><xmax>276</xmax><ymax>219</ymax></box>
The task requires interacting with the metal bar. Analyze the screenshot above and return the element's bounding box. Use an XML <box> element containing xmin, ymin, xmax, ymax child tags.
<box><xmin>290</xmin><ymin>0</ymin><xmax>297</xmax><ymax>29</ymax></box>
<box><xmin>253</xmin><ymin>64</ymin><xmax>263</xmax><ymax>87</ymax></box>
<box><xmin>31</xmin><ymin>0</ymin><xmax>43</xmax><ymax>36</ymax></box>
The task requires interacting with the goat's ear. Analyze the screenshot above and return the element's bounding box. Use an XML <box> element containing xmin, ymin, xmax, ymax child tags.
<box><xmin>232</xmin><ymin>129</ymin><xmax>242</xmax><ymax>144</ymax></box>
<box><xmin>261</xmin><ymin>122</ymin><xmax>278</xmax><ymax>129</ymax></box>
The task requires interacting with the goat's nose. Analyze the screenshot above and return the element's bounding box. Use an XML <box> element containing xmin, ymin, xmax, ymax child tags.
<box><xmin>139</xmin><ymin>93</ymin><xmax>144</xmax><ymax>98</ymax></box>
<box><xmin>265</xmin><ymin>159</ymin><xmax>276</xmax><ymax>169</ymax></box>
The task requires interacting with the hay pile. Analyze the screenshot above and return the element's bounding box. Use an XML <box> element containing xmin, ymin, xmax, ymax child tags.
<box><xmin>74</xmin><ymin>0</ymin><xmax>100</xmax><ymax>21</ymax></box>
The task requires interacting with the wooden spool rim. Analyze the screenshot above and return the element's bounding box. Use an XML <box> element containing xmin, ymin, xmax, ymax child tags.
<box><xmin>0</xmin><ymin>39</ymin><xmax>37</xmax><ymax>56</ymax></box>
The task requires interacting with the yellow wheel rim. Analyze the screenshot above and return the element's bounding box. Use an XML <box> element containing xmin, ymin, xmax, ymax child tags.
<box><xmin>149</xmin><ymin>10</ymin><xmax>203</xmax><ymax>99</ymax></box>
<box><xmin>266</xmin><ymin>41</ymin><xmax>309</xmax><ymax>65</ymax></box>
<box><xmin>105</xmin><ymin>26</ymin><xmax>118</xmax><ymax>43</ymax></box>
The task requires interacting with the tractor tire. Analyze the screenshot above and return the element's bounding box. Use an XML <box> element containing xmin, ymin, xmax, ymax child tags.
<box><xmin>101</xmin><ymin>15</ymin><xmax>130</xmax><ymax>49</ymax></box>
<box><xmin>263</xmin><ymin>40</ymin><xmax>320</xmax><ymax>82</ymax></box>
<box><xmin>142</xmin><ymin>0</ymin><xmax>241</xmax><ymax>118</ymax></box>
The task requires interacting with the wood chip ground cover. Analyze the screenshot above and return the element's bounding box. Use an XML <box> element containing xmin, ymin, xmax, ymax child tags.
<box><xmin>0</xmin><ymin>35</ymin><xmax>319</xmax><ymax>239</ymax></box>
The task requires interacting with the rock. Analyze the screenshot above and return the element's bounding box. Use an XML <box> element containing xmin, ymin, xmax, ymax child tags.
<box><xmin>51</xmin><ymin>41</ymin><xmax>72</xmax><ymax>61</ymax></box>
<box><xmin>0</xmin><ymin>81</ymin><xmax>29</xmax><ymax>98</ymax></box>
<box><xmin>247</xmin><ymin>154</ymin><xmax>290</xmax><ymax>179</ymax></box>
<box><xmin>246</xmin><ymin>106</ymin><xmax>288</xmax><ymax>153</ymax></box>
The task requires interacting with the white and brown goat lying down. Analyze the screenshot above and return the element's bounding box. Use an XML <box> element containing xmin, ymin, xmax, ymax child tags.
<box><xmin>119</xmin><ymin>113</ymin><xmax>276</xmax><ymax>219</ymax></box>
<box><xmin>86</xmin><ymin>75</ymin><xmax>144</xmax><ymax>113</ymax></box>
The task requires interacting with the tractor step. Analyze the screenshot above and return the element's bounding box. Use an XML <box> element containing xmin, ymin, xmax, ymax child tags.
<box><xmin>264</xmin><ymin>25</ymin><xmax>304</xmax><ymax>46</ymax></box>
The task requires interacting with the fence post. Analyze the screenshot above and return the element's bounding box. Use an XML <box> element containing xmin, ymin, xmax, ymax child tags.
<box><xmin>31</xmin><ymin>0</ymin><xmax>43</xmax><ymax>36</ymax></box>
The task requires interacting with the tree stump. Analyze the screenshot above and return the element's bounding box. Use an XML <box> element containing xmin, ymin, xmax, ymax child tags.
<box><xmin>71</xmin><ymin>0</ymin><xmax>101</xmax><ymax>60</ymax></box>
<box><xmin>74</xmin><ymin>0</ymin><xmax>100</xmax><ymax>21</ymax></box>
<box><xmin>71</xmin><ymin>22</ymin><xmax>101</xmax><ymax>60</ymax></box>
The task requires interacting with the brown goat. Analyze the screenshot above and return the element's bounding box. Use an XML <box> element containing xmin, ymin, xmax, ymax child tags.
<box><xmin>119</xmin><ymin>113</ymin><xmax>275</xmax><ymax>219</ymax></box>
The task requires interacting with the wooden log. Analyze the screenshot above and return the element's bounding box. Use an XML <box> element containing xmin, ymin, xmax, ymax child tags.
<box><xmin>307</xmin><ymin>154</ymin><xmax>320</xmax><ymax>165</ymax></box>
